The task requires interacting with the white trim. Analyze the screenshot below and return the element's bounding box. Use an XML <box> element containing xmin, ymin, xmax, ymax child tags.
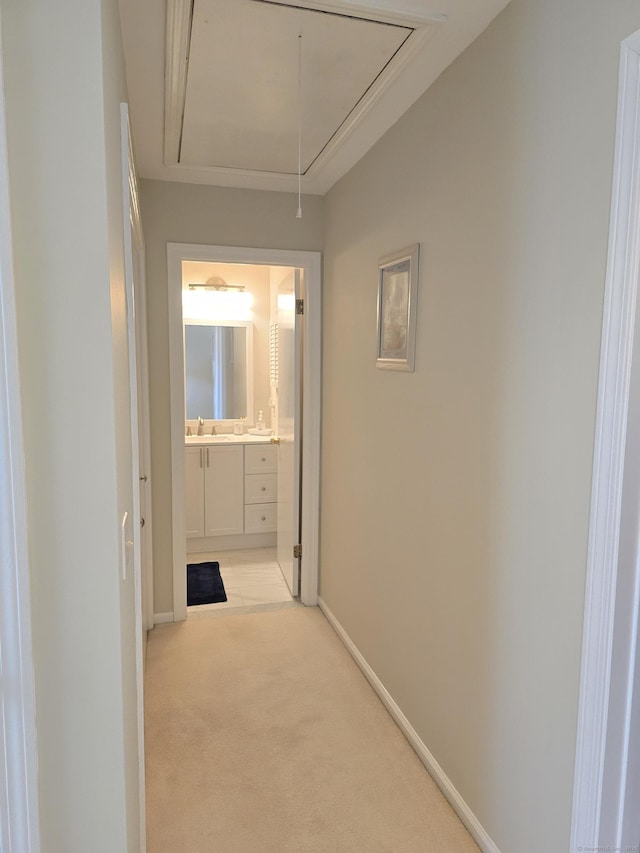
<box><xmin>168</xmin><ymin>246</ymin><xmax>188</xmax><ymax>620</ymax></box>
<box><xmin>571</xmin><ymin>29</ymin><xmax>640</xmax><ymax>851</ymax></box>
<box><xmin>134</xmin><ymin>246</ymin><xmax>154</xmax><ymax>632</ymax></box>
<box><xmin>143</xmin><ymin>162</ymin><xmax>316</xmax><ymax>195</ymax></box>
<box><xmin>124</xmin><ymin>113</ymin><xmax>154</xmax><ymax>630</ymax></box>
<box><xmin>260</xmin><ymin>0</ymin><xmax>446</xmax><ymax>28</ymax></box>
<box><xmin>153</xmin><ymin>612</ymin><xmax>175</xmax><ymax>625</ymax></box>
<box><xmin>127</xmin><ymin>120</ymin><xmax>144</xmax><ymax>254</ymax></box>
<box><xmin>162</xmin><ymin>0</ymin><xmax>442</xmax><ymax>187</ymax></box>
<box><xmin>168</xmin><ymin>244</ymin><xmax>322</xmax><ymax>621</ymax></box>
<box><xmin>306</xmin><ymin>24</ymin><xmax>437</xmax><ymax>179</ymax></box>
<box><xmin>299</xmin><ymin>255</ymin><xmax>322</xmax><ymax>606</ymax></box>
<box><xmin>187</xmin><ymin>532</ymin><xmax>276</xmax><ymax>553</ymax></box>
<box><xmin>0</xmin><ymin>10</ymin><xmax>41</xmax><ymax>849</ymax></box>
<box><xmin>120</xmin><ymin>103</ymin><xmax>147</xmax><ymax>853</ymax></box>
<box><xmin>164</xmin><ymin>0</ymin><xmax>193</xmax><ymax>166</ymax></box>
<box><xmin>318</xmin><ymin>598</ymin><xmax>501</xmax><ymax>853</ymax></box>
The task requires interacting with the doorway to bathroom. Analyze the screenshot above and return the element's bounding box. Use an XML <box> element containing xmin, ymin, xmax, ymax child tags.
<box><xmin>167</xmin><ymin>244</ymin><xmax>321</xmax><ymax>622</ymax></box>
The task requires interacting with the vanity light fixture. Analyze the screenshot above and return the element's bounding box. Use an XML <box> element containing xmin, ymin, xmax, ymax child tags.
<box><xmin>188</xmin><ymin>276</ymin><xmax>246</xmax><ymax>292</ymax></box>
<box><xmin>183</xmin><ymin>278</ymin><xmax>253</xmax><ymax>322</ymax></box>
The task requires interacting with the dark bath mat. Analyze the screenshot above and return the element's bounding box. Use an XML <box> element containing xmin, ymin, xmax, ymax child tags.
<box><xmin>187</xmin><ymin>561</ymin><xmax>227</xmax><ymax>606</ymax></box>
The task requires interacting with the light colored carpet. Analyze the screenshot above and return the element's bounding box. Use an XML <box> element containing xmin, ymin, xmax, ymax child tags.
<box><xmin>145</xmin><ymin>606</ymin><xmax>479</xmax><ymax>852</ymax></box>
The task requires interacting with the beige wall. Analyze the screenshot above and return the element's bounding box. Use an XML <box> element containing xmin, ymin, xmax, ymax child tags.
<box><xmin>2</xmin><ymin>0</ymin><xmax>141</xmax><ymax>850</ymax></box>
<box><xmin>320</xmin><ymin>1</ymin><xmax>640</xmax><ymax>851</ymax></box>
<box><xmin>139</xmin><ymin>179</ymin><xmax>323</xmax><ymax>614</ymax></box>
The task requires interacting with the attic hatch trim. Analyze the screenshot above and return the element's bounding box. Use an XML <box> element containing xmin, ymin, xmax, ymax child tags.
<box><xmin>164</xmin><ymin>0</ymin><xmax>443</xmax><ymax>183</ymax></box>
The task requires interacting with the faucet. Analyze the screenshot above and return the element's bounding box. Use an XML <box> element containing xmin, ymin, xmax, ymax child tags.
<box><xmin>197</xmin><ymin>416</ymin><xmax>204</xmax><ymax>436</ymax></box>
<box><xmin>211</xmin><ymin>424</ymin><xmax>217</xmax><ymax>435</ymax></box>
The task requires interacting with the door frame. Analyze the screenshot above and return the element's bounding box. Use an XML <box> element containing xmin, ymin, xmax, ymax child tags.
<box><xmin>167</xmin><ymin>243</ymin><xmax>322</xmax><ymax>621</ymax></box>
<box><xmin>274</xmin><ymin>266</ymin><xmax>303</xmax><ymax>597</ymax></box>
<box><xmin>0</xmin><ymin>11</ymin><xmax>41</xmax><ymax>848</ymax></box>
<box><xmin>123</xmin><ymin>107</ymin><xmax>154</xmax><ymax>634</ymax></box>
<box><xmin>571</xmin><ymin>28</ymin><xmax>640</xmax><ymax>849</ymax></box>
<box><xmin>120</xmin><ymin>103</ymin><xmax>149</xmax><ymax>853</ymax></box>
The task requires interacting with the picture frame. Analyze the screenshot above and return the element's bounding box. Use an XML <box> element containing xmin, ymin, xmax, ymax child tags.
<box><xmin>376</xmin><ymin>243</ymin><xmax>420</xmax><ymax>372</ymax></box>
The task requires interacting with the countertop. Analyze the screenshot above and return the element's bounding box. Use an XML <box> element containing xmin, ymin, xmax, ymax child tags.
<box><xmin>184</xmin><ymin>433</ymin><xmax>273</xmax><ymax>447</ymax></box>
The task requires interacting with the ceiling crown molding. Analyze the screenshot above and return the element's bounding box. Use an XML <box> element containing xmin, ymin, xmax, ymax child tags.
<box><xmin>164</xmin><ymin>0</ymin><xmax>192</xmax><ymax>166</ymax></box>
<box><xmin>257</xmin><ymin>0</ymin><xmax>447</xmax><ymax>28</ymax></box>
<box><xmin>305</xmin><ymin>20</ymin><xmax>437</xmax><ymax>181</ymax></box>
<box><xmin>163</xmin><ymin>0</ymin><xmax>445</xmax><ymax>193</ymax></box>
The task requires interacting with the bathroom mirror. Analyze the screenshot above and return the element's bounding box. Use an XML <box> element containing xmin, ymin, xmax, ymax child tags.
<box><xmin>184</xmin><ymin>321</ymin><xmax>254</xmax><ymax>422</ymax></box>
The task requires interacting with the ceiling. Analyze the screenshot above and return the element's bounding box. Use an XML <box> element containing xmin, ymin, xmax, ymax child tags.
<box><xmin>120</xmin><ymin>0</ymin><xmax>511</xmax><ymax>195</ymax></box>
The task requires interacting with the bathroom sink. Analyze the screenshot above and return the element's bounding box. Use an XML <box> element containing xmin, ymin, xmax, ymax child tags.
<box><xmin>185</xmin><ymin>434</ymin><xmax>231</xmax><ymax>443</ymax></box>
<box><xmin>185</xmin><ymin>433</ymin><xmax>272</xmax><ymax>445</ymax></box>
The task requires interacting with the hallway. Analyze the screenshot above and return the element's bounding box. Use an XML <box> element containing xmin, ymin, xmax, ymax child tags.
<box><xmin>144</xmin><ymin>607</ymin><xmax>479</xmax><ymax>852</ymax></box>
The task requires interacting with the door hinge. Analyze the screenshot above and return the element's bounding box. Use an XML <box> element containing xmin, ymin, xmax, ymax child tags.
<box><xmin>293</xmin><ymin>544</ymin><xmax>302</xmax><ymax>559</ymax></box>
<box><xmin>296</xmin><ymin>298</ymin><xmax>304</xmax><ymax>315</ymax></box>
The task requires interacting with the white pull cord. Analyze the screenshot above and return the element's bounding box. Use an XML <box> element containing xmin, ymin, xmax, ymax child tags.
<box><xmin>296</xmin><ymin>32</ymin><xmax>303</xmax><ymax>219</ymax></box>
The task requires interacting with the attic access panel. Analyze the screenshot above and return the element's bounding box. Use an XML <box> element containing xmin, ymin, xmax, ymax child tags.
<box><xmin>180</xmin><ymin>0</ymin><xmax>412</xmax><ymax>174</ymax></box>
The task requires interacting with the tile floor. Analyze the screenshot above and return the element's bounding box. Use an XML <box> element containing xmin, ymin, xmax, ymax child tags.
<box><xmin>186</xmin><ymin>547</ymin><xmax>296</xmax><ymax>617</ymax></box>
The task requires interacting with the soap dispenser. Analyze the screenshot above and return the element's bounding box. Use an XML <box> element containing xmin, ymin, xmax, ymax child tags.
<box><xmin>256</xmin><ymin>410</ymin><xmax>265</xmax><ymax>431</ymax></box>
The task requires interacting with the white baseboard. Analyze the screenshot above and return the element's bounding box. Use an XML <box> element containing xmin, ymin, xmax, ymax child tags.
<box><xmin>153</xmin><ymin>611</ymin><xmax>175</xmax><ymax>624</ymax></box>
<box><xmin>187</xmin><ymin>532</ymin><xmax>276</xmax><ymax>553</ymax></box>
<box><xmin>318</xmin><ymin>597</ymin><xmax>501</xmax><ymax>853</ymax></box>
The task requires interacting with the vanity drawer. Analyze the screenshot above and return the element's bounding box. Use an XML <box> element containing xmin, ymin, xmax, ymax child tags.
<box><xmin>244</xmin><ymin>444</ymin><xmax>277</xmax><ymax>474</ymax></box>
<box><xmin>244</xmin><ymin>473</ymin><xmax>277</xmax><ymax>504</ymax></box>
<box><xmin>244</xmin><ymin>503</ymin><xmax>277</xmax><ymax>534</ymax></box>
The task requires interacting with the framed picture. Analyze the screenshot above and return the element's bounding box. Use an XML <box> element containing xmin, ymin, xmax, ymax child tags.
<box><xmin>376</xmin><ymin>243</ymin><xmax>420</xmax><ymax>372</ymax></box>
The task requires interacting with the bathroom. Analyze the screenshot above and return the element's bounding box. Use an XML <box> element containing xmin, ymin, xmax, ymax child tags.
<box><xmin>182</xmin><ymin>259</ymin><xmax>300</xmax><ymax>614</ymax></box>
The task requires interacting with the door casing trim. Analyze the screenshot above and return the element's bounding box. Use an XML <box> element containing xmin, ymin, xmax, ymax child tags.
<box><xmin>167</xmin><ymin>243</ymin><xmax>322</xmax><ymax>620</ymax></box>
<box><xmin>571</xmin><ymin>28</ymin><xmax>640</xmax><ymax>849</ymax></box>
<box><xmin>0</xmin><ymin>12</ymin><xmax>41</xmax><ymax>848</ymax></box>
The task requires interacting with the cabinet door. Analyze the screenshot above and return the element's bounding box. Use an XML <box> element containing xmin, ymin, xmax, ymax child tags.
<box><xmin>203</xmin><ymin>445</ymin><xmax>244</xmax><ymax>536</ymax></box>
<box><xmin>185</xmin><ymin>447</ymin><xmax>205</xmax><ymax>538</ymax></box>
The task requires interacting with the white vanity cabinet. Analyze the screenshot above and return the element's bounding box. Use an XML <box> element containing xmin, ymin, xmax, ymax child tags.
<box><xmin>185</xmin><ymin>446</ymin><xmax>205</xmax><ymax>538</ymax></box>
<box><xmin>185</xmin><ymin>440</ymin><xmax>277</xmax><ymax>546</ymax></box>
<box><xmin>244</xmin><ymin>445</ymin><xmax>278</xmax><ymax>534</ymax></box>
<box><xmin>185</xmin><ymin>445</ymin><xmax>244</xmax><ymax>539</ymax></box>
<box><xmin>204</xmin><ymin>446</ymin><xmax>244</xmax><ymax>536</ymax></box>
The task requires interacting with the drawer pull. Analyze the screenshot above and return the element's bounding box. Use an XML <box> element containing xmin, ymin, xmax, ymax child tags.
<box><xmin>261</xmin><ymin>515</ymin><xmax>266</xmax><ymax>521</ymax></box>
<box><xmin>261</xmin><ymin>457</ymin><xmax>266</xmax><ymax>462</ymax></box>
<box><xmin>261</xmin><ymin>486</ymin><xmax>266</xmax><ymax>491</ymax></box>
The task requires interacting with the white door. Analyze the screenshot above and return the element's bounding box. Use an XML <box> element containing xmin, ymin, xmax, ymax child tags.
<box><xmin>275</xmin><ymin>268</ymin><xmax>302</xmax><ymax>596</ymax></box>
